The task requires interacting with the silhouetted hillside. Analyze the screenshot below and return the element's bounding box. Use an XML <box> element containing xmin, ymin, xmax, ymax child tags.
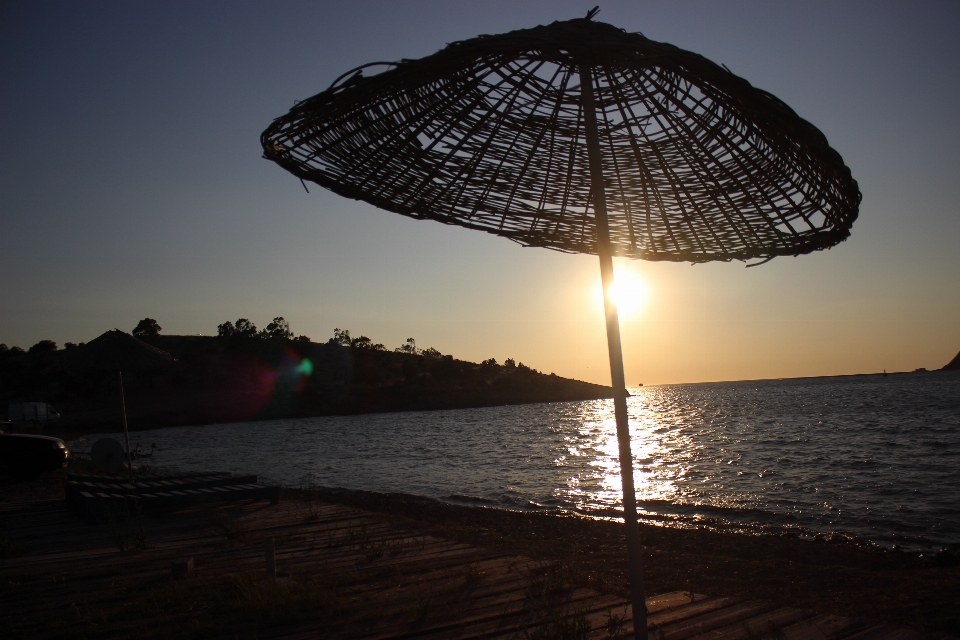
<box><xmin>943</xmin><ymin>350</ymin><xmax>960</xmax><ymax>371</ymax></box>
<box><xmin>0</xmin><ymin>333</ymin><xmax>612</xmax><ymax>434</ymax></box>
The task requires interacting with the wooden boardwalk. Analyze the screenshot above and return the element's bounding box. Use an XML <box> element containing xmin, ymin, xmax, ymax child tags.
<box><xmin>0</xmin><ymin>497</ymin><xmax>946</xmax><ymax>640</ymax></box>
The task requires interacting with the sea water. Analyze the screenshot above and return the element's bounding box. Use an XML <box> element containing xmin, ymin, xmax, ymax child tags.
<box><xmin>73</xmin><ymin>371</ymin><xmax>960</xmax><ymax>550</ymax></box>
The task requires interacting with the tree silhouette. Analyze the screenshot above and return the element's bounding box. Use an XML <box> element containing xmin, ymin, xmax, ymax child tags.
<box><xmin>217</xmin><ymin>318</ymin><xmax>259</xmax><ymax>340</ymax></box>
<box><xmin>332</xmin><ymin>328</ymin><xmax>351</xmax><ymax>346</ymax></box>
<box><xmin>264</xmin><ymin>317</ymin><xmax>293</xmax><ymax>340</ymax></box>
<box><xmin>234</xmin><ymin>319</ymin><xmax>257</xmax><ymax>338</ymax></box>
<box><xmin>395</xmin><ymin>338</ymin><xmax>418</xmax><ymax>355</ymax></box>
<box><xmin>28</xmin><ymin>340</ymin><xmax>58</xmax><ymax>354</ymax></box>
<box><xmin>132</xmin><ymin>318</ymin><xmax>162</xmax><ymax>338</ymax></box>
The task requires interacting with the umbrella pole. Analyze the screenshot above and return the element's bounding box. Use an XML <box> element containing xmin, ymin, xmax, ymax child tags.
<box><xmin>118</xmin><ymin>370</ymin><xmax>134</xmax><ymax>481</ymax></box>
<box><xmin>581</xmin><ymin>64</ymin><xmax>648</xmax><ymax>640</ymax></box>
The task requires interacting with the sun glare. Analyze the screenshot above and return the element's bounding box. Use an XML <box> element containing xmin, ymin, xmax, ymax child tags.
<box><xmin>595</xmin><ymin>270</ymin><xmax>648</xmax><ymax>316</ymax></box>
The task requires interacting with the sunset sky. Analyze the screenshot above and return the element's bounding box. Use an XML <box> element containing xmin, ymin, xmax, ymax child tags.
<box><xmin>2</xmin><ymin>1</ymin><xmax>958</xmax><ymax>386</ymax></box>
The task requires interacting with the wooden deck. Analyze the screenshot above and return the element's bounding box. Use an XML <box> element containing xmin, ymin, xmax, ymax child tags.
<box><xmin>0</xmin><ymin>497</ymin><xmax>946</xmax><ymax>640</ymax></box>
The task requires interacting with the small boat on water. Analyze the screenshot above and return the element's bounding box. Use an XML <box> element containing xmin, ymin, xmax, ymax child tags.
<box><xmin>131</xmin><ymin>441</ymin><xmax>158</xmax><ymax>459</ymax></box>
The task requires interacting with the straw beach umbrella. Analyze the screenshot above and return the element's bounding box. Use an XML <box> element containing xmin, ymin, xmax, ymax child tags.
<box><xmin>261</xmin><ymin>11</ymin><xmax>859</xmax><ymax>637</ymax></box>
<box><xmin>61</xmin><ymin>330</ymin><xmax>176</xmax><ymax>478</ymax></box>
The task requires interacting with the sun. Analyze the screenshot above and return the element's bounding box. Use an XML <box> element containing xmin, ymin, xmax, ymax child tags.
<box><xmin>596</xmin><ymin>270</ymin><xmax>648</xmax><ymax>317</ymax></box>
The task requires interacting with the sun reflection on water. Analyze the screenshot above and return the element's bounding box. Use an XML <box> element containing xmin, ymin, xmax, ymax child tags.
<box><xmin>551</xmin><ymin>385</ymin><xmax>789</xmax><ymax>525</ymax></box>
<box><xmin>552</xmin><ymin>388</ymin><xmax>682</xmax><ymax>517</ymax></box>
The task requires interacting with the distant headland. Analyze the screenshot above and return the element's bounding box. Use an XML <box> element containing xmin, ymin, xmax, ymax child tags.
<box><xmin>0</xmin><ymin>317</ymin><xmax>612</xmax><ymax>435</ymax></box>
<box><xmin>943</xmin><ymin>350</ymin><xmax>960</xmax><ymax>371</ymax></box>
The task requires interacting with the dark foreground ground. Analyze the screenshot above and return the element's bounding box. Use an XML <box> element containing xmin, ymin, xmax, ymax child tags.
<box><xmin>299</xmin><ymin>488</ymin><xmax>960</xmax><ymax>636</ymax></box>
<box><xmin>2</xmin><ymin>464</ymin><xmax>958</xmax><ymax>636</ymax></box>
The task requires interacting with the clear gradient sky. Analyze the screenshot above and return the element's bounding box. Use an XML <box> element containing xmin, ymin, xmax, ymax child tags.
<box><xmin>2</xmin><ymin>1</ymin><xmax>958</xmax><ymax>386</ymax></box>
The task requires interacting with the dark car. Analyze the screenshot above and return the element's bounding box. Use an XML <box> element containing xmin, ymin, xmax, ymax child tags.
<box><xmin>0</xmin><ymin>434</ymin><xmax>70</xmax><ymax>479</ymax></box>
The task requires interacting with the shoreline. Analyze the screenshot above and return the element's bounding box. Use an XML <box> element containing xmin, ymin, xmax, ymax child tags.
<box><xmin>10</xmin><ymin>368</ymin><xmax>956</xmax><ymax>441</ymax></box>
<box><xmin>427</xmin><ymin>492</ymin><xmax>949</xmax><ymax>553</ymax></box>
<box><xmin>20</xmin><ymin>440</ymin><xmax>957</xmax><ymax>554</ymax></box>
<box><xmin>4</xmin><ymin>394</ymin><xmax>611</xmax><ymax>441</ymax></box>
<box><xmin>7</xmin><ymin>369</ymin><xmax>956</xmax><ymax>443</ymax></box>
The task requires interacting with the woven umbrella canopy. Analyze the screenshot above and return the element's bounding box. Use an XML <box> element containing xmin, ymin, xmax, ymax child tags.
<box><xmin>60</xmin><ymin>330</ymin><xmax>176</xmax><ymax>478</ymax></box>
<box><xmin>262</xmin><ymin>11</ymin><xmax>859</xmax><ymax>637</ymax></box>
<box><xmin>61</xmin><ymin>330</ymin><xmax>177</xmax><ymax>373</ymax></box>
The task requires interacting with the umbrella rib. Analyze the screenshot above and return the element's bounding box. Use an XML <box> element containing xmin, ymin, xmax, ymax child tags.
<box><xmin>641</xmin><ymin>69</ymin><xmax>802</xmax><ymax>244</ymax></box>
<box><xmin>550</xmin><ymin>95</ymin><xmax>584</xmax><ymax>243</ymax></box>
<box><xmin>633</xmin><ymin>68</ymin><xmax>774</xmax><ymax>253</ymax></box>
<box><xmin>630</xmin><ymin>70</ymin><xmax>737</xmax><ymax>257</ymax></box>
<box><xmin>595</xmin><ymin>69</ymin><xmax>649</xmax><ymax>255</ymax></box>
<box><xmin>627</xmin><ymin>69</ymin><xmax>756</xmax><ymax>255</ymax></box>
<box><xmin>711</xmin><ymin>108</ymin><xmax>814</xmax><ymax>241</ymax></box>
<box><xmin>722</xmin><ymin>128</ymin><xmax>808</xmax><ymax>238</ymax></box>
<box><xmin>527</xmin><ymin>67</ymin><xmax>573</xmax><ymax>235</ymax></box>
<box><xmin>288</xmin><ymin>93</ymin><xmax>417</xmax><ymax>179</ymax></box>
<box><xmin>337</xmin><ymin>66</ymin><xmax>496</xmax><ymax>194</ymax></box>
<box><xmin>404</xmin><ymin>57</ymin><xmax>535</xmax><ymax>220</ymax></box>
<box><xmin>720</xmin><ymin>116</ymin><xmax>824</xmax><ymax>235</ymax></box>
<box><xmin>666</xmin><ymin>75</ymin><xmax>772</xmax><ymax>250</ymax></box>
<box><xmin>597</xmin><ymin>93</ymin><xmax>638</xmax><ymax>252</ymax></box>
<box><xmin>442</xmin><ymin>59</ymin><xmax>543</xmax><ymax>222</ymax></box>
<box><xmin>608</xmin><ymin>92</ymin><xmax>659</xmax><ymax>256</ymax></box>
<box><xmin>499</xmin><ymin>62</ymin><xmax>568</xmax><ymax>230</ymax></box>
<box><xmin>377</xmin><ymin>70</ymin><xmax>511</xmax><ymax>205</ymax></box>
<box><xmin>466</xmin><ymin>59</ymin><xmax>552</xmax><ymax>223</ymax></box>
<box><xmin>684</xmin><ymin>123</ymin><xmax>794</xmax><ymax>247</ymax></box>
<box><xmin>390</xmin><ymin>60</ymin><xmax>522</xmax><ymax>211</ymax></box>
<box><xmin>657</xmin><ymin>73</ymin><xmax>760</xmax><ymax>252</ymax></box>
<box><xmin>290</xmin><ymin>102</ymin><xmax>390</xmax><ymax>186</ymax></box>
<box><xmin>619</xmin><ymin>71</ymin><xmax>709</xmax><ymax>256</ymax></box>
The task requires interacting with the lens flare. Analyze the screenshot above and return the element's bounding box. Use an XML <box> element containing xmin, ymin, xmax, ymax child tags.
<box><xmin>233</xmin><ymin>349</ymin><xmax>316</xmax><ymax>421</ymax></box>
<box><xmin>296</xmin><ymin>358</ymin><xmax>314</xmax><ymax>376</ymax></box>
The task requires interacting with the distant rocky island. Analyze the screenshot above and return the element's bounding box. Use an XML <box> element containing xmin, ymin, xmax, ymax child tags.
<box><xmin>0</xmin><ymin>318</ymin><xmax>612</xmax><ymax>434</ymax></box>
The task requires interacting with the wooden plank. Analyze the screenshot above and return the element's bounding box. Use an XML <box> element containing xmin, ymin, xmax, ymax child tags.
<box><xmin>772</xmin><ymin>614</ymin><xmax>868</xmax><ymax>640</ymax></box>
<box><xmin>316</xmin><ymin>589</ymin><xmax>626</xmax><ymax>640</ymax></box>
<box><xmin>460</xmin><ymin>594</ymin><xmax>632</xmax><ymax>640</ymax></box>
<box><xmin>648</xmin><ymin>597</ymin><xmax>740</xmax><ymax>629</ymax></box>
<box><xmin>657</xmin><ymin>601</ymin><xmax>777</xmax><ymax>640</ymax></box>
<box><xmin>842</xmin><ymin>627</ymin><xmax>936</xmax><ymax>640</ymax></box>
<box><xmin>648</xmin><ymin>591</ymin><xmax>712</xmax><ymax>615</ymax></box>
<box><xmin>687</xmin><ymin>607</ymin><xmax>816</xmax><ymax>640</ymax></box>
